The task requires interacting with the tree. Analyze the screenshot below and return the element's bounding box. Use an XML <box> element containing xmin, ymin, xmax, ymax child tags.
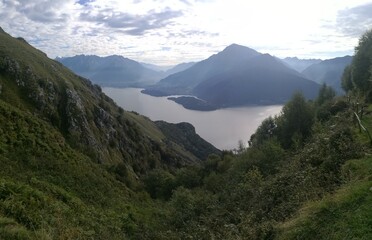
<box><xmin>316</xmin><ymin>83</ymin><xmax>336</xmax><ymax>106</ymax></box>
<box><xmin>352</xmin><ymin>29</ymin><xmax>372</xmax><ymax>92</ymax></box>
<box><xmin>341</xmin><ymin>65</ymin><xmax>353</xmax><ymax>92</ymax></box>
<box><xmin>249</xmin><ymin>116</ymin><xmax>277</xmax><ymax>147</ymax></box>
<box><xmin>143</xmin><ymin>169</ymin><xmax>175</xmax><ymax>199</ymax></box>
<box><xmin>342</xmin><ymin>29</ymin><xmax>372</xmax><ymax>98</ymax></box>
<box><xmin>276</xmin><ymin>92</ymin><xmax>314</xmax><ymax>149</ymax></box>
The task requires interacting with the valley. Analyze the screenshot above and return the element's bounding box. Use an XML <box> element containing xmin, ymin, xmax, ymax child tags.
<box><xmin>0</xmin><ymin>1</ymin><xmax>371</xmax><ymax>236</ymax></box>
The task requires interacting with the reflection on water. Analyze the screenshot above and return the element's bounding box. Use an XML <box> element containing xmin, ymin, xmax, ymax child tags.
<box><xmin>103</xmin><ymin>87</ymin><xmax>283</xmax><ymax>150</ymax></box>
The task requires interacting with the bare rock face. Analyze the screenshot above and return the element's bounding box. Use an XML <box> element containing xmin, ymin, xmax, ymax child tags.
<box><xmin>94</xmin><ymin>106</ymin><xmax>117</xmax><ymax>145</ymax></box>
<box><xmin>65</xmin><ymin>88</ymin><xmax>106</xmax><ymax>163</ymax></box>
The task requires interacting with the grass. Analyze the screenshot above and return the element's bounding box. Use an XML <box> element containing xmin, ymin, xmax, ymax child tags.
<box><xmin>276</xmin><ymin>156</ymin><xmax>372</xmax><ymax>240</ymax></box>
<box><xmin>126</xmin><ymin>111</ymin><xmax>165</xmax><ymax>142</ymax></box>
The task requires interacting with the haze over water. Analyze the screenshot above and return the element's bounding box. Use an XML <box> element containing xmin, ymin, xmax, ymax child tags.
<box><xmin>104</xmin><ymin>87</ymin><xmax>283</xmax><ymax>150</ymax></box>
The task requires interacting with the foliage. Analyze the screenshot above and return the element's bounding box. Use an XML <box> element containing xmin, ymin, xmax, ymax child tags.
<box><xmin>341</xmin><ymin>65</ymin><xmax>353</xmax><ymax>92</ymax></box>
<box><xmin>277</xmin><ymin>157</ymin><xmax>372</xmax><ymax>240</ymax></box>
<box><xmin>342</xmin><ymin>28</ymin><xmax>372</xmax><ymax>100</ymax></box>
<box><xmin>316</xmin><ymin>83</ymin><xmax>336</xmax><ymax>106</ymax></box>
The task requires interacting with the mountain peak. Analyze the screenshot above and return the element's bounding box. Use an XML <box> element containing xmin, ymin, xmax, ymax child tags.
<box><xmin>223</xmin><ymin>44</ymin><xmax>259</xmax><ymax>54</ymax></box>
<box><xmin>217</xmin><ymin>43</ymin><xmax>260</xmax><ymax>58</ymax></box>
<box><xmin>225</xmin><ymin>43</ymin><xmax>245</xmax><ymax>49</ymax></box>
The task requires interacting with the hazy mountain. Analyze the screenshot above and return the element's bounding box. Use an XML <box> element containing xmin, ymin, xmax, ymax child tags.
<box><xmin>193</xmin><ymin>54</ymin><xmax>320</xmax><ymax>107</ymax></box>
<box><xmin>140</xmin><ymin>62</ymin><xmax>173</xmax><ymax>72</ymax></box>
<box><xmin>302</xmin><ymin>56</ymin><xmax>353</xmax><ymax>93</ymax></box>
<box><xmin>144</xmin><ymin>44</ymin><xmax>320</xmax><ymax>110</ymax></box>
<box><xmin>165</xmin><ymin>62</ymin><xmax>196</xmax><ymax>76</ymax></box>
<box><xmin>143</xmin><ymin>44</ymin><xmax>261</xmax><ymax>96</ymax></box>
<box><xmin>281</xmin><ymin>57</ymin><xmax>322</xmax><ymax>72</ymax></box>
<box><xmin>57</xmin><ymin>55</ymin><xmax>166</xmax><ymax>87</ymax></box>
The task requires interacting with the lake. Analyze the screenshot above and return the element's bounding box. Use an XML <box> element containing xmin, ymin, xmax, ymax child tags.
<box><xmin>103</xmin><ymin>87</ymin><xmax>283</xmax><ymax>150</ymax></box>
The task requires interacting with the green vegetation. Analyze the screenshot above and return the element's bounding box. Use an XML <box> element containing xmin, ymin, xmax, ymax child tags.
<box><xmin>277</xmin><ymin>157</ymin><xmax>372</xmax><ymax>240</ymax></box>
<box><xmin>0</xmin><ymin>26</ymin><xmax>371</xmax><ymax>239</ymax></box>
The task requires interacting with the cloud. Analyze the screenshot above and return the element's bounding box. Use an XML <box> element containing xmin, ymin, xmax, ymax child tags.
<box><xmin>0</xmin><ymin>0</ymin><xmax>74</xmax><ymax>23</ymax></box>
<box><xmin>78</xmin><ymin>0</ymin><xmax>94</xmax><ymax>6</ymax></box>
<box><xmin>179</xmin><ymin>0</ymin><xmax>192</xmax><ymax>5</ymax></box>
<box><xmin>336</xmin><ymin>2</ymin><xmax>372</xmax><ymax>37</ymax></box>
<box><xmin>168</xmin><ymin>30</ymin><xmax>219</xmax><ymax>38</ymax></box>
<box><xmin>80</xmin><ymin>7</ymin><xmax>183</xmax><ymax>35</ymax></box>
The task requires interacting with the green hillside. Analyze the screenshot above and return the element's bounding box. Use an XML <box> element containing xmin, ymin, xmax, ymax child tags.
<box><xmin>0</xmin><ymin>26</ymin><xmax>371</xmax><ymax>239</ymax></box>
<box><xmin>0</xmin><ymin>27</ymin><xmax>218</xmax><ymax>239</ymax></box>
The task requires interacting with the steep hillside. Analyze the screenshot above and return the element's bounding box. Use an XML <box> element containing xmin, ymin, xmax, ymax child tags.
<box><xmin>155</xmin><ymin>121</ymin><xmax>219</xmax><ymax>160</ymax></box>
<box><xmin>0</xmin><ymin>26</ymin><xmax>220</xmax><ymax>239</ymax></box>
<box><xmin>302</xmin><ymin>56</ymin><xmax>352</xmax><ymax>93</ymax></box>
<box><xmin>144</xmin><ymin>45</ymin><xmax>320</xmax><ymax>110</ymax></box>
<box><xmin>0</xmin><ymin>29</ymin><xmax>218</xmax><ymax>175</ymax></box>
<box><xmin>57</xmin><ymin>55</ymin><xmax>165</xmax><ymax>87</ymax></box>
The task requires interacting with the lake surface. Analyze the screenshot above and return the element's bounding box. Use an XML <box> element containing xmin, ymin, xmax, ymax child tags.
<box><xmin>103</xmin><ymin>88</ymin><xmax>283</xmax><ymax>150</ymax></box>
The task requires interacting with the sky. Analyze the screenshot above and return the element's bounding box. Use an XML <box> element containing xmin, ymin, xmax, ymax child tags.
<box><xmin>1</xmin><ymin>0</ymin><xmax>372</xmax><ymax>66</ymax></box>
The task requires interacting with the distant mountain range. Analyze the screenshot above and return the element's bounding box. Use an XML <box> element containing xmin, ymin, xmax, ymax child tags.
<box><xmin>143</xmin><ymin>44</ymin><xmax>321</xmax><ymax>110</ymax></box>
<box><xmin>56</xmin><ymin>55</ymin><xmax>195</xmax><ymax>88</ymax></box>
<box><xmin>57</xmin><ymin>46</ymin><xmax>351</xmax><ymax>109</ymax></box>
<box><xmin>281</xmin><ymin>57</ymin><xmax>322</xmax><ymax>72</ymax></box>
<box><xmin>301</xmin><ymin>56</ymin><xmax>352</xmax><ymax>93</ymax></box>
<box><xmin>164</xmin><ymin>62</ymin><xmax>195</xmax><ymax>76</ymax></box>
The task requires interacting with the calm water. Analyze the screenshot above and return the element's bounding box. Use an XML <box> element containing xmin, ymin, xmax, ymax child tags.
<box><xmin>103</xmin><ymin>88</ymin><xmax>283</xmax><ymax>150</ymax></box>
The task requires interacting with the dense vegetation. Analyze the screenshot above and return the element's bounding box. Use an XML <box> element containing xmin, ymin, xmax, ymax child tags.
<box><xmin>0</xmin><ymin>26</ymin><xmax>371</xmax><ymax>239</ymax></box>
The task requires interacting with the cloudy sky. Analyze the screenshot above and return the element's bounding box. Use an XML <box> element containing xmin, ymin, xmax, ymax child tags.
<box><xmin>1</xmin><ymin>0</ymin><xmax>372</xmax><ymax>65</ymax></box>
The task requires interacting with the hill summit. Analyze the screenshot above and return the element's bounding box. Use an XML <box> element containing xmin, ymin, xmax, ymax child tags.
<box><xmin>143</xmin><ymin>44</ymin><xmax>320</xmax><ymax>110</ymax></box>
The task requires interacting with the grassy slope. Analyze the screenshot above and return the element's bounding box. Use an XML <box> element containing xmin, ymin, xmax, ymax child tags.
<box><xmin>276</xmin><ymin>106</ymin><xmax>372</xmax><ymax>239</ymax></box>
<box><xmin>0</xmin><ymin>98</ymin><xmax>173</xmax><ymax>239</ymax></box>
<box><xmin>0</xmin><ymin>99</ymin><xmax>125</xmax><ymax>239</ymax></box>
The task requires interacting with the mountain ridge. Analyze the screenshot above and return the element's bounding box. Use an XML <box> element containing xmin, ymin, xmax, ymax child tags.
<box><xmin>281</xmin><ymin>57</ymin><xmax>322</xmax><ymax>72</ymax></box>
<box><xmin>302</xmin><ymin>55</ymin><xmax>352</xmax><ymax>93</ymax></box>
<box><xmin>144</xmin><ymin>44</ymin><xmax>320</xmax><ymax>110</ymax></box>
<box><xmin>57</xmin><ymin>54</ymin><xmax>166</xmax><ymax>88</ymax></box>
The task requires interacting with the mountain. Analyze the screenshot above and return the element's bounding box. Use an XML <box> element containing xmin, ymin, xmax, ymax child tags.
<box><xmin>143</xmin><ymin>44</ymin><xmax>320</xmax><ymax>110</ymax></box>
<box><xmin>164</xmin><ymin>62</ymin><xmax>195</xmax><ymax>76</ymax></box>
<box><xmin>281</xmin><ymin>57</ymin><xmax>322</xmax><ymax>72</ymax></box>
<box><xmin>193</xmin><ymin>54</ymin><xmax>320</xmax><ymax>107</ymax></box>
<box><xmin>143</xmin><ymin>44</ymin><xmax>261</xmax><ymax>96</ymax></box>
<box><xmin>57</xmin><ymin>55</ymin><xmax>166</xmax><ymax>87</ymax></box>
<box><xmin>0</xmin><ymin>28</ymin><xmax>219</xmax><ymax>237</ymax></box>
<box><xmin>141</xmin><ymin>61</ymin><xmax>195</xmax><ymax>77</ymax></box>
<box><xmin>140</xmin><ymin>62</ymin><xmax>173</xmax><ymax>72</ymax></box>
<box><xmin>302</xmin><ymin>56</ymin><xmax>353</xmax><ymax>93</ymax></box>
